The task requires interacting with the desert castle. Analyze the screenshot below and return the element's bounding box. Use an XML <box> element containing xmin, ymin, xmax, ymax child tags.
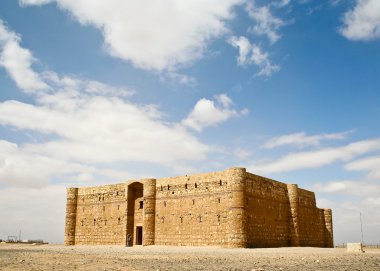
<box><xmin>64</xmin><ymin>167</ymin><xmax>333</xmax><ymax>248</ymax></box>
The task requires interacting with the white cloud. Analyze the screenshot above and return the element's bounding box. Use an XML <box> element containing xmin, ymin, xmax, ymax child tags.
<box><xmin>182</xmin><ymin>94</ymin><xmax>248</xmax><ymax>132</ymax></box>
<box><xmin>228</xmin><ymin>36</ymin><xmax>280</xmax><ymax>76</ymax></box>
<box><xmin>19</xmin><ymin>0</ymin><xmax>53</xmax><ymax>6</ymax></box>
<box><xmin>313</xmin><ymin>180</ymin><xmax>380</xmax><ymax>197</ymax></box>
<box><xmin>345</xmin><ymin>155</ymin><xmax>380</xmax><ymax>179</ymax></box>
<box><xmin>0</xmin><ymin>140</ymin><xmax>91</xmax><ymax>187</ymax></box>
<box><xmin>250</xmin><ymin>138</ymin><xmax>380</xmax><ymax>174</ymax></box>
<box><xmin>246</xmin><ymin>1</ymin><xmax>285</xmax><ymax>43</ymax></box>
<box><xmin>0</xmin><ymin>20</ymin><xmax>48</xmax><ymax>92</ymax></box>
<box><xmin>0</xmin><ymin>92</ymin><xmax>209</xmax><ymax>165</ymax></box>
<box><xmin>20</xmin><ymin>0</ymin><xmax>243</xmax><ymax>71</ymax></box>
<box><xmin>0</xmin><ymin>184</ymin><xmax>66</xmax><ymax>243</ymax></box>
<box><xmin>262</xmin><ymin>131</ymin><xmax>351</xmax><ymax>149</ymax></box>
<box><xmin>340</xmin><ymin>0</ymin><xmax>380</xmax><ymax>40</ymax></box>
<box><xmin>0</xmin><ymin>22</ymin><xmax>212</xmax><ymax>186</ymax></box>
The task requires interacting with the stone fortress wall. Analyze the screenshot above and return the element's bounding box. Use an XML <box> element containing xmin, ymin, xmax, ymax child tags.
<box><xmin>65</xmin><ymin>167</ymin><xmax>333</xmax><ymax>248</ymax></box>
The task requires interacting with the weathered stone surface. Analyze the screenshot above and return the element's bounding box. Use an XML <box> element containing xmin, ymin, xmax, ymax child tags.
<box><xmin>64</xmin><ymin>167</ymin><xmax>333</xmax><ymax>248</ymax></box>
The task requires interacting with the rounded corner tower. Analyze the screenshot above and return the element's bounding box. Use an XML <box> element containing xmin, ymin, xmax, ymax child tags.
<box><xmin>226</xmin><ymin>167</ymin><xmax>247</xmax><ymax>248</ymax></box>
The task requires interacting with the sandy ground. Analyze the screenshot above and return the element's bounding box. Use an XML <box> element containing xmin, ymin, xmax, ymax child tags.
<box><xmin>0</xmin><ymin>243</ymin><xmax>379</xmax><ymax>271</ymax></box>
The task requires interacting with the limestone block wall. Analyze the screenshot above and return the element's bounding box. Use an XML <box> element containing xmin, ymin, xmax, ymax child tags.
<box><xmin>154</xmin><ymin>169</ymin><xmax>234</xmax><ymax>247</ymax></box>
<box><xmin>244</xmin><ymin>173</ymin><xmax>333</xmax><ymax>248</ymax></box>
<box><xmin>245</xmin><ymin>173</ymin><xmax>290</xmax><ymax>247</ymax></box>
<box><xmin>297</xmin><ymin>188</ymin><xmax>325</xmax><ymax>247</ymax></box>
<box><xmin>71</xmin><ymin>183</ymin><xmax>126</xmax><ymax>245</ymax></box>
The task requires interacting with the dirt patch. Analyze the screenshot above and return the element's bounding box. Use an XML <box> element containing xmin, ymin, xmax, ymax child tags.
<box><xmin>0</xmin><ymin>244</ymin><xmax>379</xmax><ymax>271</ymax></box>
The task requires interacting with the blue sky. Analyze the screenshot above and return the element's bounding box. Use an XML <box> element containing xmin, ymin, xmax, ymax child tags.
<box><xmin>0</xmin><ymin>0</ymin><xmax>379</xmax><ymax>245</ymax></box>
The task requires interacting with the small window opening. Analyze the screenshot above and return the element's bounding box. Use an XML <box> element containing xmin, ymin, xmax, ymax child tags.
<box><xmin>164</xmin><ymin>201</ymin><xmax>167</xmax><ymax>207</ymax></box>
<box><xmin>102</xmin><ymin>196</ymin><xmax>104</xmax><ymax>201</ymax></box>
<box><xmin>198</xmin><ymin>216</ymin><xmax>202</xmax><ymax>223</ymax></box>
<box><xmin>98</xmin><ymin>196</ymin><xmax>101</xmax><ymax>201</ymax></box>
<box><xmin>180</xmin><ymin>216</ymin><xmax>183</xmax><ymax>223</ymax></box>
<box><xmin>167</xmin><ymin>185</ymin><xmax>170</xmax><ymax>190</ymax></box>
<box><xmin>118</xmin><ymin>217</ymin><xmax>121</xmax><ymax>225</ymax></box>
<box><xmin>192</xmin><ymin>199</ymin><xmax>195</xmax><ymax>205</ymax></box>
<box><xmin>185</xmin><ymin>183</ymin><xmax>188</xmax><ymax>189</ymax></box>
<box><xmin>195</xmin><ymin>183</ymin><xmax>197</xmax><ymax>188</ymax></box>
<box><xmin>219</xmin><ymin>180</ymin><xmax>222</xmax><ymax>186</ymax></box>
<box><xmin>160</xmin><ymin>185</ymin><xmax>163</xmax><ymax>191</ymax></box>
<box><xmin>171</xmin><ymin>191</ymin><xmax>174</xmax><ymax>194</ymax></box>
<box><xmin>93</xmin><ymin>219</ymin><xmax>96</xmax><ymax>226</ymax></box>
<box><xmin>217</xmin><ymin>214</ymin><xmax>221</xmax><ymax>222</ymax></box>
<box><xmin>139</xmin><ymin>201</ymin><xmax>144</xmax><ymax>209</ymax></box>
<box><xmin>81</xmin><ymin>220</ymin><xmax>84</xmax><ymax>226</ymax></box>
<box><xmin>218</xmin><ymin>198</ymin><xmax>221</xmax><ymax>204</ymax></box>
<box><xmin>116</xmin><ymin>191</ymin><xmax>119</xmax><ymax>196</ymax></box>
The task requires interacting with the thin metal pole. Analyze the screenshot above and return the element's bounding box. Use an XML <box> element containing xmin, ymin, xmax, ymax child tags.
<box><xmin>360</xmin><ymin>212</ymin><xmax>364</xmax><ymax>244</ymax></box>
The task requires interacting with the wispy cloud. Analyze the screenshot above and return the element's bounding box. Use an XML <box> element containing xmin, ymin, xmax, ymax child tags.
<box><xmin>245</xmin><ymin>1</ymin><xmax>285</xmax><ymax>43</ymax></box>
<box><xmin>228</xmin><ymin>36</ymin><xmax>280</xmax><ymax>76</ymax></box>
<box><xmin>250</xmin><ymin>138</ymin><xmax>380</xmax><ymax>174</ymax></box>
<box><xmin>262</xmin><ymin>131</ymin><xmax>351</xmax><ymax>149</ymax></box>
<box><xmin>345</xmin><ymin>155</ymin><xmax>380</xmax><ymax>179</ymax></box>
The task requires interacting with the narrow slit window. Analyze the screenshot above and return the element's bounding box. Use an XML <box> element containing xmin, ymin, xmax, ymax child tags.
<box><xmin>180</xmin><ymin>216</ymin><xmax>183</xmax><ymax>223</ymax></box>
<box><xmin>167</xmin><ymin>185</ymin><xmax>170</xmax><ymax>190</ymax></box>
<box><xmin>118</xmin><ymin>217</ymin><xmax>121</xmax><ymax>225</ymax></box>
<box><xmin>217</xmin><ymin>214</ymin><xmax>221</xmax><ymax>222</ymax></box>
<box><xmin>195</xmin><ymin>183</ymin><xmax>197</xmax><ymax>188</ymax></box>
<box><xmin>164</xmin><ymin>201</ymin><xmax>167</xmax><ymax>207</ymax></box>
<box><xmin>219</xmin><ymin>180</ymin><xmax>222</xmax><ymax>186</ymax></box>
<box><xmin>93</xmin><ymin>219</ymin><xmax>96</xmax><ymax>226</ymax></box>
<box><xmin>139</xmin><ymin>201</ymin><xmax>144</xmax><ymax>209</ymax></box>
<box><xmin>185</xmin><ymin>183</ymin><xmax>188</xmax><ymax>189</ymax></box>
<box><xmin>218</xmin><ymin>198</ymin><xmax>221</xmax><ymax>204</ymax></box>
<box><xmin>192</xmin><ymin>199</ymin><xmax>195</xmax><ymax>205</ymax></box>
